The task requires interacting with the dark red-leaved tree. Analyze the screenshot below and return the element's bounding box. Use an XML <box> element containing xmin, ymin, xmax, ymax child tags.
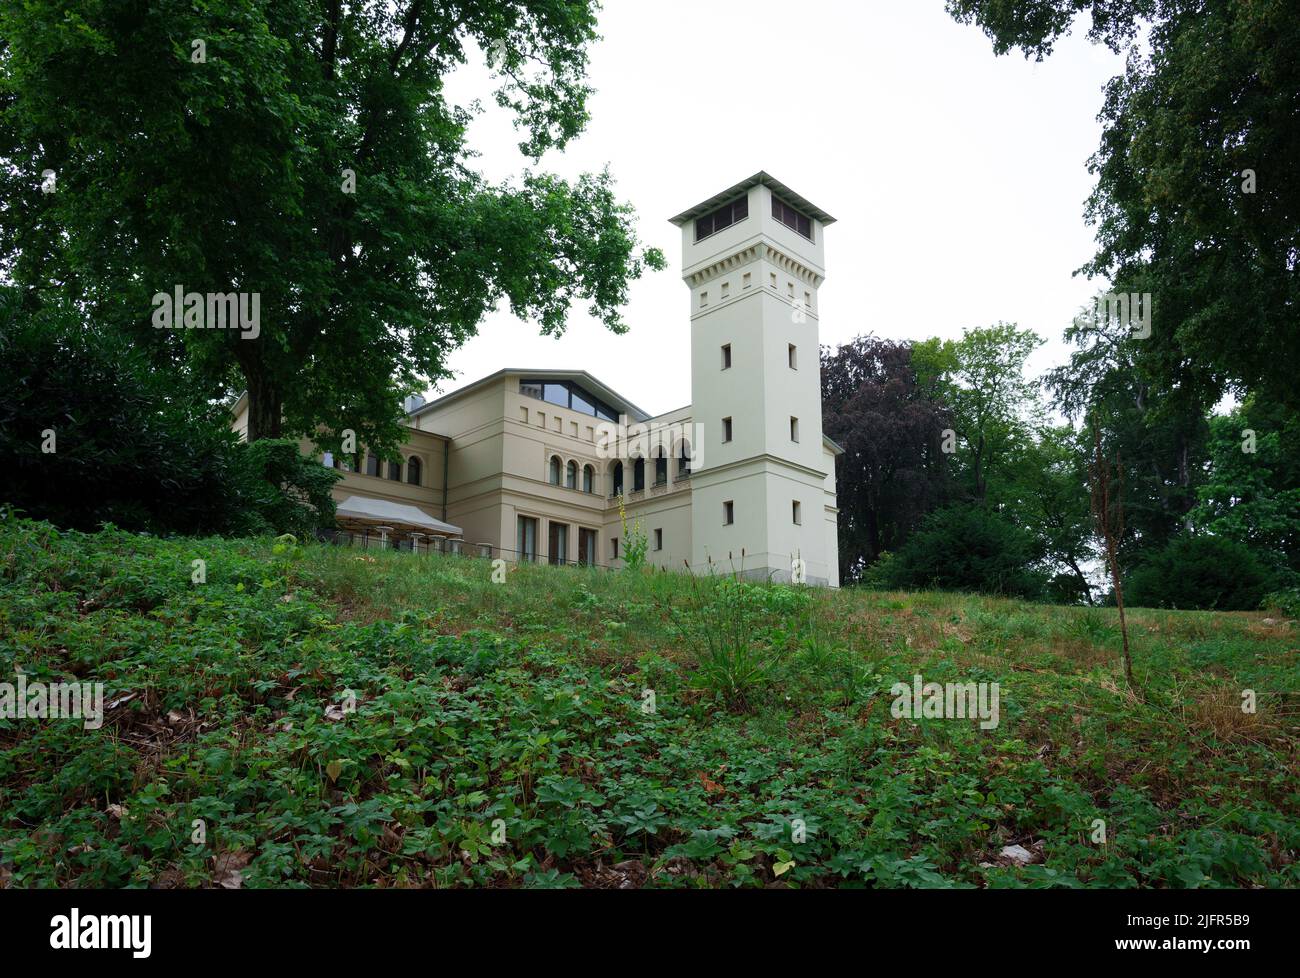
<box><xmin>821</xmin><ymin>336</ymin><xmax>953</xmax><ymax>584</ymax></box>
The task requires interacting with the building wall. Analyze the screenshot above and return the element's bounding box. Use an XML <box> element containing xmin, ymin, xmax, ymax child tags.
<box><xmin>681</xmin><ymin>180</ymin><xmax>836</xmax><ymax>585</ymax></box>
<box><xmin>228</xmin><ymin>176</ymin><xmax>843</xmax><ymax>585</ymax></box>
<box><xmin>229</xmin><ymin>396</ymin><xmax>450</xmax><ymax>517</ymax></box>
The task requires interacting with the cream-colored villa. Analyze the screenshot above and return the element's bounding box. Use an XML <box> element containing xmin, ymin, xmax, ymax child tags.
<box><xmin>233</xmin><ymin>173</ymin><xmax>843</xmax><ymax>585</ymax></box>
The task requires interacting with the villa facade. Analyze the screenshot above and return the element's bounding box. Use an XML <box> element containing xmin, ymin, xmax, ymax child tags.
<box><xmin>231</xmin><ymin>173</ymin><xmax>843</xmax><ymax>586</ymax></box>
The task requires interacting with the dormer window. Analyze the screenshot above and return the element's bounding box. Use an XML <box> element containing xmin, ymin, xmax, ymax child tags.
<box><xmin>695</xmin><ymin>195</ymin><xmax>749</xmax><ymax>242</ymax></box>
<box><xmin>772</xmin><ymin>195</ymin><xmax>813</xmax><ymax>240</ymax></box>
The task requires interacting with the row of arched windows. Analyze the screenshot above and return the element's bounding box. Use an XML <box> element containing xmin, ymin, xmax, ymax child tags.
<box><xmin>549</xmin><ymin>456</ymin><xmax>596</xmax><ymax>493</ymax></box>
<box><xmin>343</xmin><ymin>451</ymin><xmax>423</xmax><ymax>487</ymax></box>
<box><xmin>552</xmin><ymin>446</ymin><xmax>692</xmax><ymax>497</ymax></box>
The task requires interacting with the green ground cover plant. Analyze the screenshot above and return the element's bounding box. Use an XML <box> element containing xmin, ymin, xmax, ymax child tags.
<box><xmin>1</xmin><ymin>516</ymin><xmax>1295</xmax><ymax>888</ymax></box>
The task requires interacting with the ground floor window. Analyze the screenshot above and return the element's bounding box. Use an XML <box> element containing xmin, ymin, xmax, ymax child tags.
<box><xmin>579</xmin><ymin>527</ymin><xmax>598</xmax><ymax>566</ymax></box>
<box><xmin>517</xmin><ymin>515</ymin><xmax>538</xmax><ymax>562</ymax></box>
<box><xmin>548</xmin><ymin>521</ymin><xmax>569</xmax><ymax>565</ymax></box>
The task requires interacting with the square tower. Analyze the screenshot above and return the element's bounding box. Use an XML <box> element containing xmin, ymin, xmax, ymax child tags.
<box><xmin>670</xmin><ymin>172</ymin><xmax>838</xmax><ymax>585</ymax></box>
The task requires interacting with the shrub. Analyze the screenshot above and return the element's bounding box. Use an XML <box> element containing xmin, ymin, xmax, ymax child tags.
<box><xmin>0</xmin><ymin>290</ymin><xmax>337</xmax><ymax>536</ymax></box>
<box><xmin>228</xmin><ymin>439</ymin><xmax>339</xmax><ymax>538</ymax></box>
<box><xmin>1125</xmin><ymin>536</ymin><xmax>1273</xmax><ymax>611</ymax></box>
<box><xmin>883</xmin><ymin>504</ymin><xmax>1048</xmax><ymax>598</ymax></box>
<box><xmin>1263</xmin><ymin>588</ymin><xmax>1300</xmax><ymax>618</ymax></box>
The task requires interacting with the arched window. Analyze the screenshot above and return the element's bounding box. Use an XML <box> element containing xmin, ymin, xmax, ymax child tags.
<box><xmin>549</xmin><ymin>455</ymin><xmax>562</xmax><ymax>485</ymax></box>
<box><xmin>677</xmin><ymin>439</ymin><xmax>692</xmax><ymax>477</ymax></box>
<box><xmin>566</xmin><ymin>460</ymin><xmax>577</xmax><ymax>489</ymax></box>
<box><xmin>406</xmin><ymin>456</ymin><xmax>422</xmax><ymax>486</ymax></box>
<box><xmin>654</xmin><ymin>447</ymin><xmax>667</xmax><ymax>486</ymax></box>
<box><xmin>583</xmin><ymin>464</ymin><xmax>594</xmax><ymax>494</ymax></box>
<box><xmin>633</xmin><ymin>457</ymin><xmax>645</xmax><ymax>492</ymax></box>
<box><xmin>365</xmin><ymin>452</ymin><xmax>380</xmax><ymax>477</ymax></box>
<box><xmin>612</xmin><ymin>461</ymin><xmax>624</xmax><ymax>496</ymax></box>
<box><xmin>387</xmin><ymin>460</ymin><xmax>402</xmax><ymax>481</ymax></box>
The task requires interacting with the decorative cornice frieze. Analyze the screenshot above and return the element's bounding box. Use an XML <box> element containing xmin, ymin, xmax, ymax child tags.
<box><xmin>683</xmin><ymin>242</ymin><xmax>823</xmax><ymax>289</ymax></box>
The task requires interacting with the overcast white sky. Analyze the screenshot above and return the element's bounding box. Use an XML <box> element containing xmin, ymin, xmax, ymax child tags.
<box><xmin>434</xmin><ymin>0</ymin><xmax>1126</xmax><ymax>415</ymax></box>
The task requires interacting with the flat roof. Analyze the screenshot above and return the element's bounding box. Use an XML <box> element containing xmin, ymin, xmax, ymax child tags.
<box><xmin>669</xmin><ymin>171</ymin><xmax>837</xmax><ymax>227</ymax></box>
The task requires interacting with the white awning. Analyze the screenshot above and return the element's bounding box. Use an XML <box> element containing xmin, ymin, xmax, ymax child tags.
<box><xmin>334</xmin><ymin>495</ymin><xmax>461</xmax><ymax>536</ymax></box>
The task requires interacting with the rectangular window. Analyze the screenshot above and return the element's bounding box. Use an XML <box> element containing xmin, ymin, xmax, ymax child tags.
<box><xmin>700</xmin><ymin>291</ymin><xmax>708</xmax><ymax>309</ymax></box>
<box><xmin>653</xmin><ymin>528</ymin><xmax>662</xmax><ymax>551</ymax></box>
<box><xmin>771</xmin><ymin>195</ymin><xmax>813</xmax><ymax>240</ymax></box>
<box><xmin>769</xmin><ymin>272</ymin><xmax>777</xmax><ymax>288</ymax></box>
<box><xmin>694</xmin><ymin>195</ymin><xmax>749</xmax><ymax>241</ymax></box>
<box><xmin>517</xmin><ymin>516</ymin><xmax>538</xmax><ymax>563</ymax></box>
<box><xmin>723</xmin><ymin>500</ymin><xmax>734</xmax><ymax>525</ymax></box>
<box><xmin>721</xmin><ymin>281</ymin><xmax>730</xmax><ymax>299</ymax></box>
<box><xmin>790</xmin><ymin>416</ymin><xmax>800</xmax><ymax>442</ymax></box>
<box><xmin>792</xmin><ymin>500</ymin><xmax>802</xmax><ymax>525</ymax></box>
<box><xmin>579</xmin><ymin>527</ymin><xmax>598</xmax><ymax>566</ymax></box>
<box><xmin>611</xmin><ymin>537</ymin><xmax>619</xmax><ymax>559</ymax></box>
<box><xmin>722</xmin><ymin>417</ymin><xmax>733</xmax><ymax>442</ymax></box>
<box><xmin>804</xmin><ymin>291</ymin><xmax>812</xmax><ymax>309</ymax></box>
<box><xmin>721</xmin><ymin>344</ymin><xmax>731</xmax><ymax>369</ymax></box>
<box><xmin>548</xmin><ymin>522</ymin><xmax>569</xmax><ymax>566</ymax></box>
<box><xmin>743</xmin><ymin>272</ymin><xmax>752</xmax><ymax>289</ymax></box>
<box><xmin>788</xmin><ymin>343</ymin><xmax>797</xmax><ymax>369</ymax></box>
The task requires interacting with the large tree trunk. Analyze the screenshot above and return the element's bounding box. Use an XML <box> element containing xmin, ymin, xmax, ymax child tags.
<box><xmin>246</xmin><ymin>373</ymin><xmax>283</xmax><ymax>442</ymax></box>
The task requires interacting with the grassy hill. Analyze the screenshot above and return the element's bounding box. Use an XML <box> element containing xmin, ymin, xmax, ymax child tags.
<box><xmin>1</xmin><ymin>516</ymin><xmax>1296</xmax><ymax>888</ymax></box>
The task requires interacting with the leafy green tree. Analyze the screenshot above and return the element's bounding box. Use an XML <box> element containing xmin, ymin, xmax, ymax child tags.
<box><xmin>947</xmin><ymin>0</ymin><xmax>1300</xmax><ymax>409</ymax></box>
<box><xmin>913</xmin><ymin>323</ymin><xmax>1044</xmax><ymax>503</ymax></box>
<box><xmin>0</xmin><ymin>0</ymin><xmax>664</xmax><ymax>454</ymax></box>
<box><xmin>992</xmin><ymin>425</ymin><xmax>1096</xmax><ymax>603</ymax></box>
<box><xmin>1190</xmin><ymin>403</ymin><xmax>1300</xmax><ymax>585</ymax></box>
<box><xmin>1048</xmin><ymin>299</ymin><xmax>1210</xmax><ymax>564</ymax></box>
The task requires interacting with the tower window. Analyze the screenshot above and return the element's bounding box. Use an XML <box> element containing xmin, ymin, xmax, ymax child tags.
<box><xmin>792</xmin><ymin>500</ymin><xmax>802</xmax><ymax>525</ymax></box>
<box><xmin>772</xmin><ymin>195</ymin><xmax>813</xmax><ymax>240</ymax></box>
<box><xmin>788</xmin><ymin>343</ymin><xmax>797</xmax><ymax>369</ymax></box>
<box><xmin>790</xmin><ymin>417</ymin><xmax>800</xmax><ymax>442</ymax></box>
<box><xmin>722</xmin><ymin>417</ymin><xmax>733</xmax><ymax>443</ymax></box>
<box><xmin>723</xmin><ymin>500</ymin><xmax>735</xmax><ymax>525</ymax></box>
<box><xmin>695</xmin><ymin>195</ymin><xmax>749</xmax><ymax>241</ymax></box>
<box><xmin>721</xmin><ymin>344</ymin><xmax>731</xmax><ymax>369</ymax></box>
